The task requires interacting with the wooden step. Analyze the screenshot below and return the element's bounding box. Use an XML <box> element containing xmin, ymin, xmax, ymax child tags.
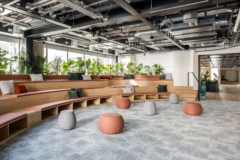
<box><xmin>174</xmin><ymin>86</ymin><xmax>194</xmax><ymax>90</ymax></box>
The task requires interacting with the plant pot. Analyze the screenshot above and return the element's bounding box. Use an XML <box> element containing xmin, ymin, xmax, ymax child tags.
<box><xmin>206</xmin><ymin>84</ymin><xmax>219</xmax><ymax>92</ymax></box>
<box><xmin>112</xmin><ymin>75</ymin><xmax>124</xmax><ymax>79</ymax></box>
<box><xmin>90</xmin><ymin>75</ymin><xmax>100</xmax><ymax>80</ymax></box>
<box><xmin>134</xmin><ymin>75</ymin><xmax>160</xmax><ymax>80</ymax></box>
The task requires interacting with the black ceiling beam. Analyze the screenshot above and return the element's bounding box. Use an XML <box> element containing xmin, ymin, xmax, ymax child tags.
<box><xmin>111</xmin><ymin>0</ymin><xmax>185</xmax><ymax>50</ymax></box>
<box><xmin>24</xmin><ymin>0</ymin><xmax>238</xmax><ymax>38</ymax></box>
<box><xmin>2</xmin><ymin>0</ymin><xmax>71</xmax><ymax>29</ymax></box>
<box><xmin>2</xmin><ymin>0</ymin><xmax>19</xmax><ymax>6</ymax></box>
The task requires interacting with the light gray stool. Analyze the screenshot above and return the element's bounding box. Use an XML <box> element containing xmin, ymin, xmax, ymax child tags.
<box><xmin>58</xmin><ymin>110</ymin><xmax>77</xmax><ymax>130</ymax></box>
<box><xmin>143</xmin><ymin>101</ymin><xmax>157</xmax><ymax>115</ymax></box>
<box><xmin>169</xmin><ymin>93</ymin><xmax>179</xmax><ymax>104</ymax></box>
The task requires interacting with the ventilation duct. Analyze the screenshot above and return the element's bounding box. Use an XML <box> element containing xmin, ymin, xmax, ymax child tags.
<box><xmin>56</xmin><ymin>0</ymin><xmax>103</xmax><ymax>19</ymax></box>
<box><xmin>12</xmin><ymin>26</ymin><xmax>21</xmax><ymax>34</ymax></box>
<box><xmin>183</xmin><ymin>11</ymin><xmax>198</xmax><ymax>26</ymax></box>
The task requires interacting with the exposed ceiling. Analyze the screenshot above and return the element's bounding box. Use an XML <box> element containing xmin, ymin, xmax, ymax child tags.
<box><xmin>200</xmin><ymin>54</ymin><xmax>240</xmax><ymax>69</ymax></box>
<box><xmin>0</xmin><ymin>0</ymin><xmax>240</xmax><ymax>56</ymax></box>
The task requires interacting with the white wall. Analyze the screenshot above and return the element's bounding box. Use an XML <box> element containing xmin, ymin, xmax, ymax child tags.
<box><xmin>135</xmin><ymin>52</ymin><xmax>174</xmax><ymax>74</ymax></box>
<box><xmin>226</xmin><ymin>70</ymin><xmax>238</xmax><ymax>81</ymax></box>
<box><xmin>135</xmin><ymin>50</ymin><xmax>198</xmax><ymax>89</ymax></box>
<box><xmin>173</xmin><ymin>50</ymin><xmax>197</xmax><ymax>87</ymax></box>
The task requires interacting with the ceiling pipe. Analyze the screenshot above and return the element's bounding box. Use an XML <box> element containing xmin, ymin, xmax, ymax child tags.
<box><xmin>56</xmin><ymin>0</ymin><xmax>103</xmax><ymax>19</ymax></box>
<box><xmin>134</xmin><ymin>19</ymin><xmax>229</xmax><ymax>37</ymax></box>
<box><xmin>39</xmin><ymin>3</ymin><xmax>66</xmax><ymax>15</ymax></box>
<box><xmin>26</xmin><ymin>0</ymin><xmax>57</xmax><ymax>9</ymax></box>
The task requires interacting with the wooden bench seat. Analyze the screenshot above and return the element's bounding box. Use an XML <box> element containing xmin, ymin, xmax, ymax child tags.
<box><xmin>118</xmin><ymin>92</ymin><xmax>171</xmax><ymax>101</ymax></box>
<box><xmin>25</xmin><ymin>94</ymin><xmax>113</xmax><ymax>121</ymax></box>
<box><xmin>0</xmin><ymin>112</ymin><xmax>27</xmax><ymax>144</ymax></box>
<box><xmin>1</xmin><ymin>87</ymin><xmax>104</xmax><ymax>99</ymax></box>
<box><xmin>1</xmin><ymin>88</ymin><xmax>71</xmax><ymax>98</ymax></box>
<box><xmin>26</xmin><ymin>95</ymin><xmax>112</xmax><ymax>111</ymax></box>
<box><xmin>0</xmin><ymin>113</ymin><xmax>27</xmax><ymax>127</ymax></box>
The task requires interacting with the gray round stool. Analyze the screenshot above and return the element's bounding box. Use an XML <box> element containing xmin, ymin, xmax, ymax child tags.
<box><xmin>58</xmin><ymin>110</ymin><xmax>77</xmax><ymax>130</ymax></box>
<box><xmin>169</xmin><ymin>93</ymin><xmax>179</xmax><ymax>104</ymax></box>
<box><xmin>143</xmin><ymin>101</ymin><xmax>157</xmax><ymax>115</ymax></box>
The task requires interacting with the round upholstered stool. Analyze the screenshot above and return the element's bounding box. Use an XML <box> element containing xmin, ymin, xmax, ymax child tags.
<box><xmin>58</xmin><ymin>110</ymin><xmax>77</xmax><ymax>130</ymax></box>
<box><xmin>116</xmin><ymin>98</ymin><xmax>131</xmax><ymax>109</ymax></box>
<box><xmin>182</xmin><ymin>102</ymin><xmax>203</xmax><ymax>116</ymax></box>
<box><xmin>143</xmin><ymin>101</ymin><xmax>157</xmax><ymax>115</ymax></box>
<box><xmin>169</xmin><ymin>93</ymin><xmax>179</xmax><ymax>104</ymax></box>
<box><xmin>98</xmin><ymin>113</ymin><xmax>124</xmax><ymax>134</ymax></box>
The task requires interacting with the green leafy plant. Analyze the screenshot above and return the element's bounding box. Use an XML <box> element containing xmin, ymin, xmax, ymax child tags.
<box><xmin>50</xmin><ymin>56</ymin><xmax>62</xmax><ymax>75</ymax></box>
<box><xmin>0</xmin><ymin>49</ymin><xmax>8</xmax><ymax>74</ymax></box>
<box><xmin>135</xmin><ymin>63</ymin><xmax>144</xmax><ymax>75</ymax></box>
<box><xmin>75</xmin><ymin>57</ymin><xmax>85</xmax><ymax>73</ymax></box>
<box><xmin>18</xmin><ymin>48</ymin><xmax>31</xmax><ymax>74</ymax></box>
<box><xmin>126</xmin><ymin>62</ymin><xmax>135</xmax><ymax>74</ymax></box>
<box><xmin>62</xmin><ymin>59</ymin><xmax>75</xmax><ymax>74</ymax></box>
<box><xmin>8</xmin><ymin>56</ymin><xmax>18</xmax><ymax>74</ymax></box>
<box><xmin>152</xmin><ymin>64</ymin><xmax>164</xmax><ymax>75</ymax></box>
<box><xmin>210</xmin><ymin>73</ymin><xmax>218</xmax><ymax>84</ymax></box>
<box><xmin>85</xmin><ymin>58</ymin><xmax>91</xmax><ymax>75</ymax></box>
<box><xmin>144</xmin><ymin>65</ymin><xmax>153</xmax><ymax>75</ymax></box>
<box><xmin>104</xmin><ymin>64</ymin><xmax>113</xmax><ymax>75</ymax></box>
<box><xmin>33</xmin><ymin>55</ymin><xmax>46</xmax><ymax>72</ymax></box>
<box><xmin>201</xmin><ymin>71</ymin><xmax>210</xmax><ymax>84</ymax></box>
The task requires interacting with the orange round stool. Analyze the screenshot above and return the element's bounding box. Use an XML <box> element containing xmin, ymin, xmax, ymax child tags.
<box><xmin>182</xmin><ymin>102</ymin><xmax>203</xmax><ymax>116</ymax></box>
<box><xmin>116</xmin><ymin>98</ymin><xmax>131</xmax><ymax>109</ymax></box>
<box><xmin>98</xmin><ymin>113</ymin><xmax>124</xmax><ymax>134</ymax></box>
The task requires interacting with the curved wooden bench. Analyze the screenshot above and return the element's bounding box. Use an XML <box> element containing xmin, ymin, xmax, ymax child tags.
<box><xmin>1</xmin><ymin>88</ymin><xmax>71</xmax><ymax>98</ymax></box>
<box><xmin>25</xmin><ymin>95</ymin><xmax>114</xmax><ymax>121</ymax></box>
<box><xmin>117</xmin><ymin>92</ymin><xmax>171</xmax><ymax>101</ymax></box>
<box><xmin>0</xmin><ymin>113</ymin><xmax>27</xmax><ymax>144</ymax></box>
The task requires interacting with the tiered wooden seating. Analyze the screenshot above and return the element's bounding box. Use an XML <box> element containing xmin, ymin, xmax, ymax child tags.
<box><xmin>0</xmin><ymin>113</ymin><xmax>27</xmax><ymax>144</ymax></box>
<box><xmin>0</xmin><ymin>78</ymin><xmax>178</xmax><ymax>144</ymax></box>
<box><xmin>174</xmin><ymin>86</ymin><xmax>197</xmax><ymax>101</ymax></box>
<box><xmin>26</xmin><ymin>95</ymin><xmax>113</xmax><ymax>121</ymax></box>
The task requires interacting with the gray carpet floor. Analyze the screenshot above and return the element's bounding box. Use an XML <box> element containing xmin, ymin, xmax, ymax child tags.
<box><xmin>1</xmin><ymin>100</ymin><xmax>240</xmax><ymax>160</ymax></box>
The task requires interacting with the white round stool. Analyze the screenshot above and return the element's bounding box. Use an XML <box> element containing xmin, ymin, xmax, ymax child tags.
<box><xmin>143</xmin><ymin>101</ymin><xmax>157</xmax><ymax>115</ymax></box>
<box><xmin>169</xmin><ymin>93</ymin><xmax>179</xmax><ymax>104</ymax></box>
<box><xmin>58</xmin><ymin>110</ymin><xmax>76</xmax><ymax>130</ymax></box>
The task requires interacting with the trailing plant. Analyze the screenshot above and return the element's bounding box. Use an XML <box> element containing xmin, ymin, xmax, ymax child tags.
<box><xmin>152</xmin><ymin>64</ymin><xmax>164</xmax><ymax>75</ymax></box>
<box><xmin>62</xmin><ymin>59</ymin><xmax>75</xmax><ymax>74</ymax></box>
<box><xmin>50</xmin><ymin>56</ymin><xmax>62</xmax><ymax>75</ymax></box>
<box><xmin>75</xmin><ymin>57</ymin><xmax>85</xmax><ymax>73</ymax></box>
<box><xmin>18</xmin><ymin>48</ymin><xmax>31</xmax><ymax>74</ymax></box>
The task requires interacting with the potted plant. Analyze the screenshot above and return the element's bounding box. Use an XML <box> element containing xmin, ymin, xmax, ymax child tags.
<box><xmin>200</xmin><ymin>71</ymin><xmax>210</xmax><ymax>98</ymax></box>
<box><xmin>206</xmin><ymin>73</ymin><xmax>219</xmax><ymax>92</ymax></box>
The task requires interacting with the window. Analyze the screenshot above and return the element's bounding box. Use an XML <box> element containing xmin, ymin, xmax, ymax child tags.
<box><xmin>69</xmin><ymin>52</ymin><xmax>83</xmax><ymax>61</ymax></box>
<box><xmin>47</xmin><ymin>48</ymin><xmax>67</xmax><ymax>63</ymax></box>
<box><xmin>0</xmin><ymin>41</ymin><xmax>19</xmax><ymax>58</ymax></box>
<box><xmin>98</xmin><ymin>56</ymin><xmax>113</xmax><ymax>65</ymax></box>
<box><xmin>120</xmin><ymin>55</ymin><xmax>131</xmax><ymax>69</ymax></box>
<box><xmin>85</xmin><ymin>54</ymin><xmax>96</xmax><ymax>61</ymax></box>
